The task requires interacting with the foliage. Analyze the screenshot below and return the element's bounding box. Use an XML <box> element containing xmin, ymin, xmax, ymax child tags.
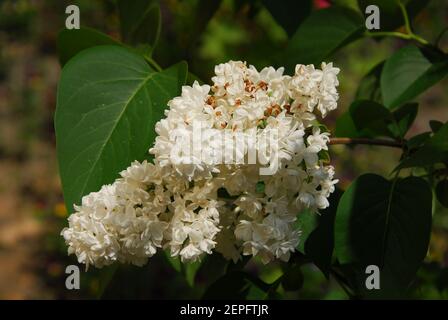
<box><xmin>55</xmin><ymin>0</ymin><xmax>448</xmax><ymax>299</ymax></box>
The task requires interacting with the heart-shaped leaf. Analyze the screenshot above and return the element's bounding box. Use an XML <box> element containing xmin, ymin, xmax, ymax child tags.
<box><xmin>350</xmin><ymin>100</ymin><xmax>394</xmax><ymax>137</ymax></box>
<box><xmin>55</xmin><ymin>45</ymin><xmax>187</xmax><ymax>212</ymax></box>
<box><xmin>355</xmin><ymin>61</ymin><xmax>383</xmax><ymax>103</ymax></box>
<box><xmin>381</xmin><ymin>46</ymin><xmax>448</xmax><ymax>109</ymax></box>
<box><xmin>391</xmin><ymin>102</ymin><xmax>418</xmax><ymax>138</ymax></box>
<box><xmin>118</xmin><ymin>0</ymin><xmax>161</xmax><ymax>51</ymax></box>
<box><xmin>57</xmin><ymin>27</ymin><xmax>121</xmax><ymax>66</ymax></box>
<box><xmin>396</xmin><ymin>122</ymin><xmax>448</xmax><ymax>170</ymax></box>
<box><xmin>282</xmin><ymin>7</ymin><xmax>363</xmax><ymax>72</ymax></box>
<box><xmin>335</xmin><ymin>174</ymin><xmax>432</xmax><ymax>297</ymax></box>
<box><xmin>261</xmin><ymin>0</ymin><xmax>312</xmax><ymax>36</ymax></box>
<box><xmin>304</xmin><ymin>189</ymin><xmax>343</xmax><ymax>277</ymax></box>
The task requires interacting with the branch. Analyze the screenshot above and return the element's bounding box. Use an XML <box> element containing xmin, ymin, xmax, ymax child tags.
<box><xmin>364</xmin><ymin>0</ymin><xmax>429</xmax><ymax>46</ymax></box>
<box><xmin>329</xmin><ymin>137</ymin><xmax>404</xmax><ymax>149</ymax></box>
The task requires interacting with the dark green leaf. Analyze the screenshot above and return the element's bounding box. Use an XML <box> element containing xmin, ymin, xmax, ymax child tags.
<box><xmin>187</xmin><ymin>71</ymin><xmax>204</xmax><ymax>85</ymax></box>
<box><xmin>335</xmin><ymin>110</ymin><xmax>359</xmax><ymax>138</ymax></box>
<box><xmin>296</xmin><ymin>209</ymin><xmax>318</xmax><ymax>254</ymax></box>
<box><xmin>227</xmin><ymin>256</ymin><xmax>251</xmax><ymax>272</ymax></box>
<box><xmin>305</xmin><ymin>189</ymin><xmax>343</xmax><ymax>277</ymax></box>
<box><xmin>202</xmin><ymin>271</ymin><xmax>268</xmax><ymax>300</ymax></box>
<box><xmin>57</xmin><ymin>27</ymin><xmax>121</xmax><ymax>66</ymax></box>
<box><xmin>391</xmin><ymin>103</ymin><xmax>418</xmax><ymax>138</ymax></box>
<box><xmin>118</xmin><ymin>0</ymin><xmax>161</xmax><ymax>50</ymax></box>
<box><xmin>185</xmin><ymin>0</ymin><xmax>222</xmax><ymax>49</ymax></box>
<box><xmin>396</xmin><ymin>122</ymin><xmax>448</xmax><ymax>170</ymax></box>
<box><xmin>355</xmin><ymin>61</ymin><xmax>384</xmax><ymax>103</ymax></box>
<box><xmin>318</xmin><ymin>150</ymin><xmax>331</xmax><ymax>163</ymax></box>
<box><xmin>195</xmin><ymin>253</ymin><xmax>229</xmax><ymax>287</ymax></box>
<box><xmin>349</xmin><ymin>100</ymin><xmax>394</xmax><ymax>137</ymax></box>
<box><xmin>101</xmin><ymin>254</ymin><xmax>192</xmax><ymax>299</ymax></box>
<box><xmin>335</xmin><ymin>174</ymin><xmax>432</xmax><ymax>297</ymax></box>
<box><xmin>256</xmin><ymin>181</ymin><xmax>265</xmax><ymax>194</ymax></box>
<box><xmin>261</xmin><ymin>0</ymin><xmax>312</xmax><ymax>36</ymax></box>
<box><xmin>56</xmin><ymin>45</ymin><xmax>187</xmax><ymax>211</ymax></box>
<box><xmin>405</xmin><ymin>131</ymin><xmax>431</xmax><ymax>151</ymax></box>
<box><xmin>282</xmin><ymin>7</ymin><xmax>363</xmax><ymax>72</ymax></box>
<box><xmin>164</xmin><ymin>251</ymin><xmax>182</xmax><ymax>273</ymax></box>
<box><xmin>281</xmin><ymin>265</ymin><xmax>304</xmax><ymax>291</ymax></box>
<box><xmin>381</xmin><ymin>46</ymin><xmax>448</xmax><ymax>109</ymax></box>
<box><xmin>430</xmin><ymin>120</ymin><xmax>444</xmax><ymax>133</ymax></box>
<box><xmin>185</xmin><ymin>260</ymin><xmax>202</xmax><ymax>287</ymax></box>
<box><xmin>336</xmin><ymin>100</ymin><xmax>400</xmax><ymax>139</ymax></box>
<box><xmin>436</xmin><ymin>180</ymin><xmax>448</xmax><ymax>208</ymax></box>
<box><xmin>151</xmin><ymin>248</ymin><xmax>206</xmax><ymax>288</ymax></box>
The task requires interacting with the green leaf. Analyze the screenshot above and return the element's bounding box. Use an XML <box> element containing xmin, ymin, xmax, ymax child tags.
<box><xmin>281</xmin><ymin>264</ymin><xmax>304</xmax><ymax>291</ymax></box>
<box><xmin>185</xmin><ymin>260</ymin><xmax>202</xmax><ymax>287</ymax></box>
<box><xmin>430</xmin><ymin>120</ymin><xmax>444</xmax><ymax>133</ymax></box>
<box><xmin>336</xmin><ymin>100</ymin><xmax>403</xmax><ymax>139</ymax></box>
<box><xmin>305</xmin><ymin>189</ymin><xmax>343</xmax><ymax>277</ymax></box>
<box><xmin>164</xmin><ymin>251</ymin><xmax>182</xmax><ymax>273</ymax></box>
<box><xmin>396</xmin><ymin>122</ymin><xmax>448</xmax><ymax>170</ymax></box>
<box><xmin>337</xmin><ymin>100</ymin><xmax>417</xmax><ymax>140</ymax></box>
<box><xmin>187</xmin><ymin>71</ymin><xmax>204</xmax><ymax>85</ymax></box>
<box><xmin>381</xmin><ymin>46</ymin><xmax>448</xmax><ymax>109</ymax></box>
<box><xmin>349</xmin><ymin>100</ymin><xmax>394</xmax><ymax>138</ymax></box>
<box><xmin>355</xmin><ymin>62</ymin><xmax>384</xmax><ymax>103</ymax></box>
<box><xmin>334</xmin><ymin>174</ymin><xmax>432</xmax><ymax>297</ymax></box>
<box><xmin>118</xmin><ymin>0</ymin><xmax>161</xmax><ymax>50</ymax></box>
<box><xmin>358</xmin><ymin>0</ymin><xmax>429</xmax><ymax>32</ymax></box>
<box><xmin>295</xmin><ymin>209</ymin><xmax>318</xmax><ymax>254</ymax></box>
<box><xmin>202</xmin><ymin>271</ymin><xmax>269</xmax><ymax>300</ymax></box>
<box><xmin>282</xmin><ymin>7</ymin><xmax>363</xmax><ymax>72</ymax></box>
<box><xmin>336</xmin><ymin>100</ymin><xmax>418</xmax><ymax>139</ymax></box>
<box><xmin>261</xmin><ymin>0</ymin><xmax>312</xmax><ymax>36</ymax></box>
<box><xmin>436</xmin><ymin>180</ymin><xmax>448</xmax><ymax>208</ymax></box>
<box><xmin>256</xmin><ymin>181</ymin><xmax>265</xmax><ymax>194</ymax></box>
<box><xmin>55</xmin><ymin>45</ymin><xmax>187</xmax><ymax>211</ymax></box>
<box><xmin>390</xmin><ymin>103</ymin><xmax>418</xmax><ymax>138</ymax></box>
<box><xmin>165</xmin><ymin>251</ymin><xmax>209</xmax><ymax>287</ymax></box>
<box><xmin>185</xmin><ymin>0</ymin><xmax>222</xmax><ymax>50</ymax></box>
<box><xmin>335</xmin><ymin>110</ymin><xmax>359</xmax><ymax>138</ymax></box>
<box><xmin>195</xmin><ymin>253</ymin><xmax>229</xmax><ymax>287</ymax></box>
<box><xmin>405</xmin><ymin>131</ymin><xmax>431</xmax><ymax>151</ymax></box>
<box><xmin>57</xmin><ymin>27</ymin><xmax>121</xmax><ymax>66</ymax></box>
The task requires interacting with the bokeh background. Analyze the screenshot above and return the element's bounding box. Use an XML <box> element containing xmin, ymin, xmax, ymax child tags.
<box><xmin>0</xmin><ymin>0</ymin><xmax>447</xmax><ymax>299</ymax></box>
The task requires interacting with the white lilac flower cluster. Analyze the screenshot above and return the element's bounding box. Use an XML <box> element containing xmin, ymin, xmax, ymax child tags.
<box><xmin>61</xmin><ymin>61</ymin><xmax>340</xmax><ymax>268</ymax></box>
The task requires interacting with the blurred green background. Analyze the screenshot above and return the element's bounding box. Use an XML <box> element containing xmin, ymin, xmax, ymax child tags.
<box><xmin>0</xmin><ymin>0</ymin><xmax>447</xmax><ymax>299</ymax></box>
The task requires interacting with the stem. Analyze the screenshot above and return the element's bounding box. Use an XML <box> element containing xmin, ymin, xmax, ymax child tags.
<box><xmin>365</xmin><ymin>30</ymin><xmax>412</xmax><ymax>41</ymax></box>
<box><xmin>329</xmin><ymin>137</ymin><xmax>404</xmax><ymax>149</ymax></box>
<box><xmin>397</xmin><ymin>0</ymin><xmax>412</xmax><ymax>35</ymax></box>
<box><xmin>365</xmin><ymin>30</ymin><xmax>429</xmax><ymax>46</ymax></box>
<box><xmin>364</xmin><ymin>0</ymin><xmax>429</xmax><ymax>46</ymax></box>
<box><xmin>411</xmin><ymin>34</ymin><xmax>430</xmax><ymax>46</ymax></box>
<box><xmin>144</xmin><ymin>55</ymin><xmax>163</xmax><ymax>72</ymax></box>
